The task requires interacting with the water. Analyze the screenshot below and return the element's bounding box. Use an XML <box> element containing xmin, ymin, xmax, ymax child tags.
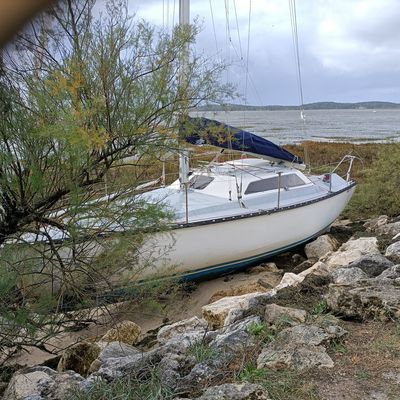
<box><xmin>192</xmin><ymin>109</ymin><xmax>400</xmax><ymax>145</ymax></box>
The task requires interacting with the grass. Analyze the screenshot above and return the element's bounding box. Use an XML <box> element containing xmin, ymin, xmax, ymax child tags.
<box><xmin>311</xmin><ymin>301</ymin><xmax>329</xmax><ymax>316</ymax></box>
<box><xmin>187</xmin><ymin>340</ymin><xmax>217</xmax><ymax>363</ymax></box>
<box><xmin>70</xmin><ymin>368</ymin><xmax>176</xmax><ymax>400</ymax></box>
<box><xmin>248</xmin><ymin>321</ymin><xmax>275</xmax><ymax>344</ymax></box>
<box><xmin>238</xmin><ymin>363</ymin><xmax>319</xmax><ymax>400</ymax></box>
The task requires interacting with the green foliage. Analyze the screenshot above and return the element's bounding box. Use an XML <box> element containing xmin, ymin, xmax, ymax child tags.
<box><xmin>70</xmin><ymin>367</ymin><xmax>176</xmax><ymax>400</ymax></box>
<box><xmin>312</xmin><ymin>301</ymin><xmax>328</xmax><ymax>316</ymax></box>
<box><xmin>239</xmin><ymin>363</ymin><xmax>269</xmax><ymax>383</ymax></box>
<box><xmin>239</xmin><ymin>365</ymin><xmax>318</xmax><ymax>400</ymax></box>
<box><xmin>248</xmin><ymin>321</ymin><xmax>275</xmax><ymax>344</ymax></box>
<box><xmin>346</xmin><ymin>144</ymin><xmax>400</xmax><ymax>218</ymax></box>
<box><xmin>331</xmin><ymin>340</ymin><xmax>349</xmax><ymax>355</ymax></box>
<box><xmin>187</xmin><ymin>340</ymin><xmax>216</xmax><ymax>363</ymax></box>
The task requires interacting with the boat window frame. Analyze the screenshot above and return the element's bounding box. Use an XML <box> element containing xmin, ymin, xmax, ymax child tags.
<box><xmin>190</xmin><ymin>174</ymin><xmax>215</xmax><ymax>190</ymax></box>
<box><xmin>244</xmin><ymin>173</ymin><xmax>307</xmax><ymax>195</ymax></box>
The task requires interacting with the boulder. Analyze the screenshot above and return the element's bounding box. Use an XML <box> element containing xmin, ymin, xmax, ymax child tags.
<box><xmin>101</xmin><ymin>320</ymin><xmax>141</xmax><ymax>345</ymax></box>
<box><xmin>364</xmin><ymin>215</ymin><xmax>389</xmax><ymax>232</ymax></box>
<box><xmin>331</xmin><ymin>267</ymin><xmax>368</xmax><ymax>284</ymax></box>
<box><xmin>347</xmin><ymin>254</ymin><xmax>394</xmax><ymax>277</ymax></box>
<box><xmin>211</xmin><ymin>316</ymin><xmax>261</xmax><ymax>354</ymax></box>
<box><xmin>95</xmin><ymin>350</ymin><xmax>157</xmax><ymax>381</ymax></box>
<box><xmin>3</xmin><ymin>366</ymin><xmax>83</xmax><ymax>400</ymax></box>
<box><xmin>298</xmin><ymin>261</ymin><xmax>332</xmax><ymax>278</ymax></box>
<box><xmin>276</xmin><ymin>324</ymin><xmax>347</xmax><ymax>346</ymax></box>
<box><xmin>209</xmin><ymin>282</ymin><xmax>269</xmax><ymax>303</ymax></box>
<box><xmin>202</xmin><ymin>292</ymin><xmax>273</xmax><ymax>330</ymax></box>
<box><xmin>378</xmin><ymin>265</ymin><xmax>400</xmax><ymax>280</ymax></box>
<box><xmin>248</xmin><ymin>262</ymin><xmax>279</xmax><ymax>273</ymax></box>
<box><xmin>305</xmin><ymin>235</ymin><xmax>339</xmax><ymax>260</ymax></box>
<box><xmin>157</xmin><ymin>317</ymin><xmax>208</xmax><ymax>345</ymax></box>
<box><xmin>257</xmin><ymin>343</ymin><xmax>334</xmax><ymax>371</ymax></box>
<box><xmin>264</xmin><ymin>304</ymin><xmax>307</xmax><ymax>326</ymax></box>
<box><xmin>326</xmin><ymin>278</ymin><xmax>400</xmax><ymax>321</ymax></box>
<box><xmin>88</xmin><ymin>341</ymin><xmax>141</xmax><ymax>373</ymax></box>
<box><xmin>275</xmin><ymin>273</ymin><xmax>304</xmax><ymax>291</ymax></box>
<box><xmin>385</xmin><ymin>241</ymin><xmax>400</xmax><ymax>262</ymax></box>
<box><xmin>323</xmin><ymin>237</ymin><xmax>380</xmax><ymax>270</ymax></box>
<box><xmin>193</xmin><ymin>383</ymin><xmax>270</xmax><ymax>400</ymax></box>
<box><xmin>57</xmin><ymin>341</ymin><xmax>101</xmax><ymax>376</ymax></box>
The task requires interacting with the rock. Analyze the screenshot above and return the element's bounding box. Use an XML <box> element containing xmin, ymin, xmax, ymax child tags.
<box><xmin>305</xmin><ymin>235</ymin><xmax>339</xmax><ymax>260</ymax></box>
<box><xmin>364</xmin><ymin>215</ymin><xmax>389</xmax><ymax>232</ymax></box>
<box><xmin>95</xmin><ymin>350</ymin><xmax>157</xmax><ymax>381</ymax></box>
<box><xmin>264</xmin><ymin>304</ymin><xmax>307</xmax><ymax>326</ymax></box>
<box><xmin>57</xmin><ymin>341</ymin><xmax>101</xmax><ymax>376</ymax></box>
<box><xmin>257</xmin><ymin>343</ymin><xmax>334</xmax><ymax>371</ymax></box>
<box><xmin>326</xmin><ymin>278</ymin><xmax>400</xmax><ymax>321</ymax></box>
<box><xmin>257</xmin><ymin>322</ymin><xmax>345</xmax><ymax>371</ymax></box>
<box><xmin>157</xmin><ymin>317</ymin><xmax>208</xmax><ymax>345</ymax></box>
<box><xmin>176</xmin><ymin>358</ymin><xmax>227</xmax><ymax>394</ymax></box>
<box><xmin>158</xmin><ymin>353</ymin><xmax>185</xmax><ymax>389</ymax></box>
<box><xmin>377</xmin><ymin>265</ymin><xmax>400</xmax><ymax>279</ymax></box>
<box><xmin>385</xmin><ymin>241</ymin><xmax>400</xmax><ymax>262</ymax></box>
<box><xmin>348</xmin><ymin>254</ymin><xmax>394</xmax><ymax>277</ymax></box>
<box><xmin>211</xmin><ymin>316</ymin><xmax>261</xmax><ymax>354</ymax></box>
<box><xmin>331</xmin><ymin>267</ymin><xmax>368</xmax><ymax>284</ymax></box>
<box><xmin>3</xmin><ymin>366</ymin><xmax>83</xmax><ymax>400</ymax></box>
<box><xmin>324</xmin><ymin>237</ymin><xmax>380</xmax><ymax>269</ymax></box>
<box><xmin>292</xmin><ymin>253</ymin><xmax>306</xmax><ymax>264</ymax></box>
<box><xmin>78</xmin><ymin>375</ymin><xmax>104</xmax><ymax>394</ymax></box>
<box><xmin>209</xmin><ymin>283</ymin><xmax>269</xmax><ymax>303</ymax></box>
<box><xmin>101</xmin><ymin>320</ymin><xmax>141</xmax><ymax>345</ymax></box>
<box><xmin>88</xmin><ymin>341</ymin><xmax>141</xmax><ymax>373</ymax></box>
<box><xmin>298</xmin><ymin>261</ymin><xmax>332</xmax><ymax>278</ymax></box>
<box><xmin>275</xmin><ymin>273</ymin><xmax>304</xmax><ymax>290</ymax></box>
<box><xmin>193</xmin><ymin>383</ymin><xmax>270</xmax><ymax>400</ymax></box>
<box><xmin>202</xmin><ymin>292</ymin><xmax>273</xmax><ymax>330</ymax></box>
<box><xmin>366</xmin><ymin>217</ymin><xmax>400</xmax><ymax>236</ymax></box>
<box><xmin>277</xmin><ymin>324</ymin><xmax>347</xmax><ymax>346</ymax></box>
<box><xmin>249</xmin><ymin>262</ymin><xmax>279</xmax><ymax>273</ymax></box>
<box><xmin>291</xmin><ymin>259</ymin><xmax>314</xmax><ymax>274</ymax></box>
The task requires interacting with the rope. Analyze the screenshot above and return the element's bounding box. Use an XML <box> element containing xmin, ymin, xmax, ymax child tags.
<box><xmin>209</xmin><ymin>0</ymin><xmax>219</xmax><ymax>52</ymax></box>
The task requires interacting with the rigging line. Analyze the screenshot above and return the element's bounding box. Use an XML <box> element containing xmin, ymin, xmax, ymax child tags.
<box><xmin>232</xmin><ymin>0</ymin><xmax>243</xmax><ymax>60</ymax></box>
<box><xmin>163</xmin><ymin>0</ymin><xmax>165</xmax><ymax>30</ymax></box>
<box><xmin>288</xmin><ymin>0</ymin><xmax>310</xmax><ymax>169</ymax></box>
<box><xmin>209</xmin><ymin>0</ymin><xmax>219</xmax><ymax>52</ymax></box>
<box><xmin>166</xmin><ymin>0</ymin><xmax>170</xmax><ymax>30</ymax></box>
<box><xmin>172</xmin><ymin>0</ymin><xmax>176</xmax><ymax>27</ymax></box>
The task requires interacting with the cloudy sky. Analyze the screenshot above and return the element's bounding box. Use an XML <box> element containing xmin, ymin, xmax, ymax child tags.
<box><xmin>127</xmin><ymin>0</ymin><xmax>400</xmax><ymax>105</ymax></box>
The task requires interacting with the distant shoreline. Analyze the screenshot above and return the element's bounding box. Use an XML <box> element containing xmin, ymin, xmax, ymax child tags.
<box><xmin>194</xmin><ymin>101</ymin><xmax>400</xmax><ymax>111</ymax></box>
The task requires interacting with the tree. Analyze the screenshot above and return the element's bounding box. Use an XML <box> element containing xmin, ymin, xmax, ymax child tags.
<box><xmin>0</xmin><ymin>0</ymin><xmax>231</xmax><ymax>361</ymax></box>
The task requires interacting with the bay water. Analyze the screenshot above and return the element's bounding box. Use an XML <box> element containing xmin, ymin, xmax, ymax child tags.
<box><xmin>192</xmin><ymin>109</ymin><xmax>400</xmax><ymax>145</ymax></box>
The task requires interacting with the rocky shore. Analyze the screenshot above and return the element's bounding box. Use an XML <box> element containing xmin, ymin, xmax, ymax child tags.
<box><xmin>2</xmin><ymin>215</ymin><xmax>400</xmax><ymax>400</ymax></box>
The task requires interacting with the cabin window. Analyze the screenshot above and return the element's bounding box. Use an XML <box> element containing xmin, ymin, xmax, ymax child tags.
<box><xmin>245</xmin><ymin>174</ymin><xmax>305</xmax><ymax>195</ymax></box>
<box><xmin>190</xmin><ymin>175</ymin><xmax>214</xmax><ymax>190</ymax></box>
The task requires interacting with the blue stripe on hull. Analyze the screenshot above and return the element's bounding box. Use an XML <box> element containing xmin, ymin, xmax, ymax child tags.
<box><xmin>180</xmin><ymin>225</ymin><xmax>331</xmax><ymax>281</ymax></box>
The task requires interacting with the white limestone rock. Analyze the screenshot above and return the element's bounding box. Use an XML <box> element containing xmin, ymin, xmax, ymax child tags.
<box><xmin>202</xmin><ymin>292</ymin><xmax>273</xmax><ymax>329</ymax></box>
<box><xmin>305</xmin><ymin>235</ymin><xmax>339</xmax><ymax>260</ymax></box>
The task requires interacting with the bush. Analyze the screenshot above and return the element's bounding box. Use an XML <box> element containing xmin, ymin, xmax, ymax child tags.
<box><xmin>345</xmin><ymin>144</ymin><xmax>400</xmax><ymax>218</ymax></box>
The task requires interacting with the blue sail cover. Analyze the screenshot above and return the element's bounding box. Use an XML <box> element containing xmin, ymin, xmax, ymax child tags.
<box><xmin>184</xmin><ymin>117</ymin><xmax>303</xmax><ymax>165</ymax></box>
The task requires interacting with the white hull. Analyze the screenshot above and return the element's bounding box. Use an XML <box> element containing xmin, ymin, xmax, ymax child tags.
<box><xmin>140</xmin><ymin>185</ymin><xmax>355</xmax><ymax>279</ymax></box>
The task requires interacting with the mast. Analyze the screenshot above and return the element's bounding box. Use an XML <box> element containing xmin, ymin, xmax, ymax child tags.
<box><xmin>179</xmin><ymin>0</ymin><xmax>190</xmax><ymax>223</ymax></box>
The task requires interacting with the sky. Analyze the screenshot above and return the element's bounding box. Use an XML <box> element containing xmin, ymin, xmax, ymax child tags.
<box><xmin>126</xmin><ymin>0</ymin><xmax>400</xmax><ymax>106</ymax></box>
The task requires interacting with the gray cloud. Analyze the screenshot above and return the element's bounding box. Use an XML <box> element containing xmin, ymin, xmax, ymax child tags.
<box><xmin>128</xmin><ymin>0</ymin><xmax>400</xmax><ymax>104</ymax></box>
